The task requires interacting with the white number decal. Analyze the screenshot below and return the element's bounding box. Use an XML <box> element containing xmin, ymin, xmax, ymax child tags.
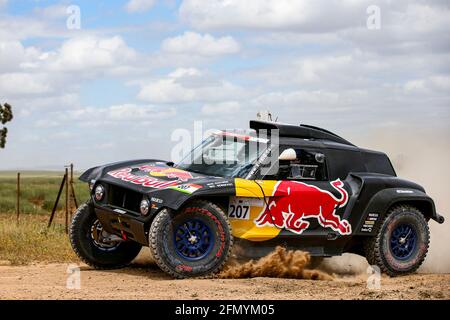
<box><xmin>228</xmin><ymin>197</ymin><xmax>252</xmax><ymax>220</ymax></box>
<box><xmin>229</xmin><ymin>204</ymin><xmax>249</xmax><ymax>219</ymax></box>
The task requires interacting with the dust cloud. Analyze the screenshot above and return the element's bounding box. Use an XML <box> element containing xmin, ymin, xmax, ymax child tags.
<box><xmin>317</xmin><ymin>254</ymin><xmax>369</xmax><ymax>276</ymax></box>
<box><xmin>219</xmin><ymin>246</ymin><xmax>333</xmax><ymax>280</ymax></box>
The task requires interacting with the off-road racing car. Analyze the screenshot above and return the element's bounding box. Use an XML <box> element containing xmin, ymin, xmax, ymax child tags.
<box><xmin>70</xmin><ymin>120</ymin><xmax>444</xmax><ymax>278</ymax></box>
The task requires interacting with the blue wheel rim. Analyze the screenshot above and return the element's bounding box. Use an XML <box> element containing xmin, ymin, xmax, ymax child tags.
<box><xmin>173</xmin><ymin>219</ymin><xmax>214</xmax><ymax>261</ymax></box>
<box><xmin>390</xmin><ymin>223</ymin><xmax>417</xmax><ymax>260</ymax></box>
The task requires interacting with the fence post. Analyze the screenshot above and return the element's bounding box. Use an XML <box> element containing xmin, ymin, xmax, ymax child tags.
<box><xmin>16</xmin><ymin>172</ymin><xmax>20</xmax><ymax>223</ymax></box>
<box><xmin>69</xmin><ymin>163</ymin><xmax>73</xmax><ymax>221</ymax></box>
<box><xmin>48</xmin><ymin>173</ymin><xmax>66</xmax><ymax>228</ymax></box>
<box><xmin>70</xmin><ymin>163</ymin><xmax>78</xmax><ymax>209</ymax></box>
<box><xmin>65</xmin><ymin>167</ymin><xmax>69</xmax><ymax>234</ymax></box>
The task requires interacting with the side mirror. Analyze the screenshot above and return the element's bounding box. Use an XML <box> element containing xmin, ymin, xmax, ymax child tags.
<box><xmin>278</xmin><ymin>148</ymin><xmax>297</xmax><ymax>161</ymax></box>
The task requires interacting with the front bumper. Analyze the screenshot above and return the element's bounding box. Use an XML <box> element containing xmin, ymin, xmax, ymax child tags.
<box><xmin>94</xmin><ymin>205</ymin><xmax>149</xmax><ymax>245</ymax></box>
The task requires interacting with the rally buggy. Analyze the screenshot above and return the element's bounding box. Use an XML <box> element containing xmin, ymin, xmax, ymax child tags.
<box><xmin>69</xmin><ymin>120</ymin><xmax>444</xmax><ymax>278</ymax></box>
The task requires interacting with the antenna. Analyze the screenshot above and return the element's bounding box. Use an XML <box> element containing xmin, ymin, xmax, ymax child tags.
<box><xmin>256</xmin><ymin>110</ymin><xmax>274</xmax><ymax>122</ymax></box>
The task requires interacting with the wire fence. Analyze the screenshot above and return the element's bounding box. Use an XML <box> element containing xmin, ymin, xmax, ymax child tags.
<box><xmin>1</xmin><ymin>164</ymin><xmax>90</xmax><ymax>233</ymax></box>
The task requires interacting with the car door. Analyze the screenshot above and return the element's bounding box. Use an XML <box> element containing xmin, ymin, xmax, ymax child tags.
<box><xmin>255</xmin><ymin>146</ymin><xmax>352</xmax><ymax>236</ymax></box>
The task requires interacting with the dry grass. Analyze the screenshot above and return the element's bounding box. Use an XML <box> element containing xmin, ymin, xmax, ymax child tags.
<box><xmin>0</xmin><ymin>171</ymin><xmax>87</xmax><ymax>264</ymax></box>
<box><xmin>0</xmin><ymin>172</ymin><xmax>90</xmax><ymax>215</ymax></box>
<box><xmin>0</xmin><ymin>213</ymin><xmax>77</xmax><ymax>265</ymax></box>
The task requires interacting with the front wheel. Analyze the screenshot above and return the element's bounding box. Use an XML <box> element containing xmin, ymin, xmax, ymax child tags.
<box><xmin>69</xmin><ymin>202</ymin><xmax>142</xmax><ymax>269</ymax></box>
<box><xmin>149</xmin><ymin>200</ymin><xmax>233</xmax><ymax>278</ymax></box>
<box><xmin>364</xmin><ymin>205</ymin><xmax>430</xmax><ymax>276</ymax></box>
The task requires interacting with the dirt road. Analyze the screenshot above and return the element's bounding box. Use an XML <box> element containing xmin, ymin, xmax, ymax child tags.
<box><xmin>0</xmin><ymin>260</ymin><xmax>448</xmax><ymax>300</ymax></box>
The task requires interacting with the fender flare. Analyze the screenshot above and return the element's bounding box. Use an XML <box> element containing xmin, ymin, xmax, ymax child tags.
<box><xmin>353</xmin><ymin>188</ymin><xmax>443</xmax><ymax>236</ymax></box>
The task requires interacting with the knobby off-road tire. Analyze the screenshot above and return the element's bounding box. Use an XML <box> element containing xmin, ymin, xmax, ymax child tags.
<box><xmin>364</xmin><ymin>205</ymin><xmax>430</xmax><ymax>276</ymax></box>
<box><xmin>69</xmin><ymin>202</ymin><xmax>142</xmax><ymax>269</ymax></box>
<box><xmin>149</xmin><ymin>200</ymin><xmax>233</xmax><ymax>278</ymax></box>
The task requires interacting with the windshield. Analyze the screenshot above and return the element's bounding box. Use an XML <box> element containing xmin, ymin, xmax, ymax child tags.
<box><xmin>176</xmin><ymin>131</ymin><xmax>268</xmax><ymax>178</ymax></box>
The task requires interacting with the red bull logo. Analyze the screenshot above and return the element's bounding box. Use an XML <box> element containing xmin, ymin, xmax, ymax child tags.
<box><xmin>107</xmin><ymin>168</ymin><xmax>179</xmax><ymax>189</ymax></box>
<box><xmin>139</xmin><ymin>165</ymin><xmax>194</xmax><ymax>182</ymax></box>
<box><xmin>254</xmin><ymin>179</ymin><xmax>351</xmax><ymax>235</ymax></box>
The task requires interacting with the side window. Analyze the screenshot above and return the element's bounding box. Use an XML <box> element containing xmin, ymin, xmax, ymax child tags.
<box><xmin>263</xmin><ymin>148</ymin><xmax>327</xmax><ymax>181</ymax></box>
<box><xmin>288</xmin><ymin>149</ymin><xmax>327</xmax><ymax>181</ymax></box>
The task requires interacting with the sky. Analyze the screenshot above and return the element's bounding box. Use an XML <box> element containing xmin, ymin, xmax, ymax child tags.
<box><xmin>0</xmin><ymin>0</ymin><xmax>449</xmax><ymax>170</ymax></box>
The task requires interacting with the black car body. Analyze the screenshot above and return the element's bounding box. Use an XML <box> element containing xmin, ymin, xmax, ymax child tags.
<box><xmin>71</xmin><ymin>120</ymin><xmax>444</xmax><ymax>277</ymax></box>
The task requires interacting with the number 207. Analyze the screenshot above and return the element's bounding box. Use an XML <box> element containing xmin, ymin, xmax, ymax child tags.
<box><xmin>229</xmin><ymin>205</ymin><xmax>249</xmax><ymax>219</ymax></box>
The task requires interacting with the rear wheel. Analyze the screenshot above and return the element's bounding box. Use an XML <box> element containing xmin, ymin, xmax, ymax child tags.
<box><xmin>69</xmin><ymin>202</ymin><xmax>142</xmax><ymax>269</ymax></box>
<box><xmin>149</xmin><ymin>200</ymin><xmax>233</xmax><ymax>278</ymax></box>
<box><xmin>364</xmin><ymin>205</ymin><xmax>429</xmax><ymax>276</ymax></box>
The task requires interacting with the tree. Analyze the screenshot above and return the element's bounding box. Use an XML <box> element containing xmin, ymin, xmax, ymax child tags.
<box><xmin>0</xmin><ymin>103</ymin><xmax>13</xmax><ymax>149</ymax></box>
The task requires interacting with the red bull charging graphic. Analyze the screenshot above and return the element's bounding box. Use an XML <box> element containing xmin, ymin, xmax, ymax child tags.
<box><xmin>254</xmin><ymin>179</ymin><xmax>351</xmax><ymax>235</ymax></box>
<box><xmin>139</xmin><ymin>165</ymin><xmax>194</xmax><ymax>182</ymax></box>
<box><xmin>107</xmin><ymin>167</ymin><xmax>179</xmax><ymax>188</ymax></box>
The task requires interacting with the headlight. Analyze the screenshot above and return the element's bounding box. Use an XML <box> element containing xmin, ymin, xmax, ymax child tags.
<box><xmin>140</xmin><ymin>199</ymin><xmax>150</xmax><ymax>215</ymax></box>
<box><xmin>94</xmin><ymin>184</ymin><xmax>105</xmax><ymax>201</ymax></box>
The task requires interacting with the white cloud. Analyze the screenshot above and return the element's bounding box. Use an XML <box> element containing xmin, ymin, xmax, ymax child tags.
<box><xmin>37</xmin><ymin>104</ymin><xmax>177</xmax><ymax>128</ymax></box>
<box><xmin>202</xmin><ymin>101</ymin><xmax>241</xmax><ymax>115</ymax></box>
<box><xmin>49</xmin><ymin>36</ymin><xmax>138</xmax><ymax>73</ymax></box>
<box><xmin>86</xmin><ymin>104</ymin><xmax>176</xmax><ymax>126</ymax></box>
<box><xmin>162</xmin><ymin>31</ymin><xmax>240</xmax><ymax>56</ymax></box>
<box><xmin>179</xmin><ymin>0</ymin><xmax>368</xmax><ymax>32</ymax></box>
<box><xmin>0</xmin><ymin>35</ymin><xmax>142</xmax><ymax>100</ymax></box>
<box><xmin>240</xmin><ymin>50</ymin><xmax>450</xmax><ymax>95</ymax></box>
<box><xmin>15</xmin><ymin>94</ymin><xmax>81</xmax><ymax>113</ymax></box>
<box><xmin>33</xmin><ymin>4</ymin><xmax>68</xmax><ymax>19</ymax></box>
<box><xmin>106</xmin><ymin>104</ymin><xmax>176</xmax><ymax>121</ymax></box>
<box><xmin>179</xmin><ymin>1</ymin><xmax>450</xmax><ymax>57</ymax></box>
<box><xmin>0</xmin><ymin>41</ymin><xmax>41</xmax><ymax>72</ymax></box>
<box><xmin>1</xmin><ymin>36</ymin><xmax>140</xmax><ymax>75</ymax></box>
<box><xmin>429</xmin><ymin>76</ymin><xmax>450</xmax><ymax>91</ymax></box>
<box><xmin>342</xmin><ymin>3</ymin><xmax>450</xmax><ymax>55</ymax></box>
<box><xmin>126</xmin><ymin>0</ymin><xmax>156</xmax><ymax>13</ymax></box>
<box><xmin>137</xmin><ymin>68</ymin><xmax>247</xmax><ymax>103</ymax></box>
<box><xmin>0</xmin><ymin>6</ymin><xmax>81</xmax><ymax>41</ymax></box>
<box><xmin>404</xmin><ymin>79</ymin><xmax>427</xmax><ymax>93</ymax></box>
<box><xmin>0</xmin><ymin>73</ymin><xmax>51</xmax><ymax>96</ymax></box>
<box><xmin>0</xmin><ymin>16</ymin><xmax>50</xmax><ymax>41</ymax></box>
<box><xmin>251</xmin><ymin>90</ymin><xmax>359</xmax><ymax>111</ymax></box>
<box><xmin>404</xmin><ymin>76</ymin><xmax>450</xmax><ymax>94</ymax></box>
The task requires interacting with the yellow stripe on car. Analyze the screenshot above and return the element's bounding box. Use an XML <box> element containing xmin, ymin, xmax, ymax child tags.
<box><xmin>230</xmin><ymin>178</ymin><xmax>282</xmax><ymax>241</ymax></box>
